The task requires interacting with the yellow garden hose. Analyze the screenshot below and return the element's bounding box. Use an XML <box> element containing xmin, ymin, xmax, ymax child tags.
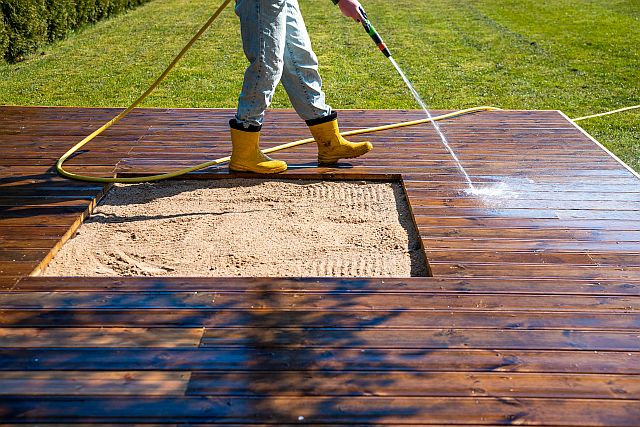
<box><xmin>54</xmin><ymin>0</ymin><xmax>638</xmax><ymax>184</ymax></box>
<box><xmin>572</xmin><ymin>105</ymin><xmax>640</xmax><ymax>122</ymax></box>
<box><xmin>56</xmin><ymin>106</ymin><xmax>502</xmax><ymax>184</ymax></box>
<box><xmin>56</xmin><ymin>0</ymin><xmax>235</xmax><ymax>184</ymax></box>
<box><xmin>54</xmin><ymin>0</ymin><xmax>502</xmax><ymax>184</ymax></box>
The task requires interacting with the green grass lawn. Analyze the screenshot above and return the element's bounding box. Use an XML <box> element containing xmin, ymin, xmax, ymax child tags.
<box><xmin>1</xmin><ymin>0</ymin><xmax>638</xmax><ymax>171</ymax></box>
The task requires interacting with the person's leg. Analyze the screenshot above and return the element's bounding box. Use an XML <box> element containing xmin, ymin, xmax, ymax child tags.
<box><xmin>281</xmin><ymin>0</ymin><xmax>372</xmax><ymax>165</ymax></box>
<box><xmin>279</xmin><ymin>0</ymin><xmax>331</xmax><ymax>122</ymax></box>
<box><xmin>235</xmin><ymin>0</ymin><xmax>287</xmax><ymax>127</ymax></box>
<box><xmin>230</xmin><ymin>0</ymin><xmax>287</xmax><ymax>173</ymax></box>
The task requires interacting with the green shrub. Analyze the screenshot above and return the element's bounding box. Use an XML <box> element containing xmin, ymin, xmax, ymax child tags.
<box><xmin>94</xmin><ymin>0</ymin><xmax>128</xmax><ymax>21</ymax></box>
<box><xmin>0</xmin><ymin>10</ymin><xmax>9</xmax><ymax>60</ymax></box>
<box><xmin>0</xmin><ymin>0</ymin><xmax>152</xmax><ymax>62</ymax></box>
<box><xmin>108</xmin><ymin>0</ymin><xmax>127</xmax><ymax>17</ymax></box>
<box><xmin>1</xmin><ymin>0</ymin><xmax>48</xmax><ymax>61</ymax></box>
<box><xmin>93</xmin><ymin>0</ymin><xmax>108</xmax><ymax>21</ymax></box>
<box><xmin>46</xmin><ymin>0</ymin><xmax>76</xmax><ymax>42</ymax></box>
<box><xmin>75</xmin><ymin>0</ymin><xmax>98</xmax><ymax>26</ymax></box>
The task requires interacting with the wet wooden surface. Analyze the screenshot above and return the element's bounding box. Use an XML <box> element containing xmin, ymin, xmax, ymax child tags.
<box><xmin>0</xmin><ymin>106</ymin><xmax>639</xmax><ymax>424</ymax></box>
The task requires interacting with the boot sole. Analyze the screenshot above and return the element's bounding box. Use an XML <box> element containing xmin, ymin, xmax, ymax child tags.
<box><xmin>318</xmin><ymin>149</ymin><xmax>373</xmax><ymax>165</ymax></box>
<box><xmin>229</xmin><ymin>163</ymin><xmax>288</xmax><ymax>174</ymax></box>
<box><xmin>318</xmin><ymin>145</ymin><xmax>373</xmax><ymax>165</ymax></box>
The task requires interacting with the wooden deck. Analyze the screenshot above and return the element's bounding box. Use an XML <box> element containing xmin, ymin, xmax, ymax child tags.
<box><xmin>1</xmin><ymin>106</ymin><xmax>639</xmax><ymax>425</ymax></box>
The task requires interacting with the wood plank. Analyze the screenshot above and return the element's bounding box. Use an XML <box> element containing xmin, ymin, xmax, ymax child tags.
<box><xmin>0</xmin><ymin>213</ymin><xmax>88</xmax><ymax>226</ymax></box>
<box><xmin>1</xmin><ymin>326</ymin><xmax>637</xmax><ymax>351</ymax></box>
<box><xmin>20</xmin><ymin>370</ymin><xmax>609</xmax><ymax>400</ymax></box>
<box><xmin>430</xmin><ymin>264</ymin><xmax>640</xmax><ymax>280</ymax></box>
<box><xmin>200</xmin><ymin>328</ymin><xmax>640</xmax><ymax>351</ymax></box>
<box><xmin>0</xmin><ymin>327</ymin><xmax>203</xmax><ymax>348</ymax></box>
<box><xmin>426</xmin><ymin>250</ymin><xmax>640</xmax><ymax>266</ymax></box>
<box><xmin>0</xmin><ymin>227</ymin><xmax>72</xmax><ymax>239</ymax></box>
<box><xmin>421</xmin><ymin>228</ymin><xmax>640</xmax><ymax>241</ymax></box>
<box><xmin>0</xmin><ymin>425</ymin><xmax>180</xmax><ymax>427</ymax></box>
<box><xmin>0</xmin><ymin>262</ymin><xmax>36</xmax><ymax>276</ymax></box>
<box><xmin>0</xmin><ymin>277</ymin><xmax>20</xmax><ymax>290</ymax></box>
<box><xmin>1</xmin><ymin>396</ymin><xmax>637</xmax><ymax>425</ymax></box>
<box><xmin>186</xmin><ymin>371</ymin><xmax>640</xmax><ymax>399</ymax></box>
<box><xmin>421</xmin><ymin>237</ymin><xmax>640</xmax><ymax>251</ymax></box>
<box><xmin>0</xmin><ymin>371</ymin><xmax>191</xmax><ymax>396</ymax></box>
<box><xmin>1</xmin><ymin>290</ymin><xmax>637</xmax><ymax>312</ymax></box>
<box><xmin>2</xmin><ymin>348</ymin><xmax>637</xmax><ymax>374</ymax></box>
<box><xmin>2</xmin><ymin>309</ymin><xmax>637</xmax><ymax>330</ymax></box>
<box><xmin>13</xmin><ymin>276</ymin><xmax>640</xmax><ymax>295</ymax></box>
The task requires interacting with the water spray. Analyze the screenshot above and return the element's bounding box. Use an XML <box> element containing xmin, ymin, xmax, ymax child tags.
<box><xmin>358</xmin><ymin>7</ymin><xmax>476</xmax><ymax>190</ymax></box>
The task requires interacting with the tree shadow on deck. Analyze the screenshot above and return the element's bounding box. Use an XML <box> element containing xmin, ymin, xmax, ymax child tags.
<box><xmin>188</xmin><ymin>279</ymin><xmax>422</xmax><ymax>423</ymax></box>
<box><xmin>0</xmin><ymin>169</ymin><xmax>105</xmax><ymax>220</ymax></box>
<box><xmin>0</xmin><ymin>277</ymin><xmax>425</xmax><ymax>423</ymax></box>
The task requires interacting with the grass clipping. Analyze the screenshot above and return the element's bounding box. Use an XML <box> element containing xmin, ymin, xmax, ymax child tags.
<box><xmin>44</xmin><ymin>179</ymin><xmax>428</xmax><ymax>277</ymax></box>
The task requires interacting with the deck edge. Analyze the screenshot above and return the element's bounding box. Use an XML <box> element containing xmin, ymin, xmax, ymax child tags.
<box><xmin>28</xmin><ymin>184</ymin><xmax>112</xmax><ymax>277</ymax></box>
<box><xmin>558</xmin><ymin>110</ymin><xmax>640</xmax><ymax>180</ymax></box>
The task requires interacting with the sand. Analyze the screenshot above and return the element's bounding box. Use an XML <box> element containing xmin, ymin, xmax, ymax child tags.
<box><xmin>43</xmin><ymin>179</ymin><xmax>428</xmax><ymax>277</ymax></box>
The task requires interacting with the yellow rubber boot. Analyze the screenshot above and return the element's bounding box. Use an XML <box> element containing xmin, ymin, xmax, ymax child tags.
<box><xmin>229</xmin><ymin>126</ymin><xmax>287</xmax><ymax>174</ymax></box>
<box><xmin>308</xmin><ymin>114</ymin><xmax>373</xmax><ymax>165</ymax></box>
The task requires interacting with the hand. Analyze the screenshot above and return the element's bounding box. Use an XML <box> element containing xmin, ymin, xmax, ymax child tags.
<box><xmin>338</xmin><ymin>0</ymin><xmax>365</xmax><ymax>22</ymax></box>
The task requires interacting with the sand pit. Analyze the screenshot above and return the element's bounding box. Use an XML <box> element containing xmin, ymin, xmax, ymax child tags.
<box><xmin>43</xmin><ymin>179</ymin><xmax>428</xmax><ymax>277</ymax></box>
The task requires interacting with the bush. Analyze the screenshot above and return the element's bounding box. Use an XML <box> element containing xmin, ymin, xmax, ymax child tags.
<box><xmin>46</xmin><ymin>0</ymin><xmax>76</xmax><ymax>42</ymax></box>
<box><xmin>106</xmin><ymin>0</ymin><xmax>127</xmax><ymax>18</ymax></box>
<box><xmin>0</xmin><ymin>10</ymin><xmax>9</xmax><ymax>60</ymax></box>
<box><xmin>1</xmin><ymin>0</ymin><xmax>48</xmax><ymax>61</ymax></box>
<box><xmin>94</xmin><ymin>0</ymin><xmax>110</xmax><ymax>21</ymax></box>
<box><xmin>93</xmin><ymin>0</ymin><xmax>134</xmax><ymax>22</ymax></box>
<box><xmin>75</xmin><ymin>0</ymin><xmax>98</xmax><ymax>26</ymax></box>
<box><xmin>0</xmin><ymin>0</ymin><xmax>153</xmax><ymax>62</ymax></box>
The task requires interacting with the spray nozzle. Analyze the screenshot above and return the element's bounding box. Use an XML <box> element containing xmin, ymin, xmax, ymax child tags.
<box><xmin>358</xmin><ymin>6</ymin><xmax>391</xmax><ymax>58</ymax></box>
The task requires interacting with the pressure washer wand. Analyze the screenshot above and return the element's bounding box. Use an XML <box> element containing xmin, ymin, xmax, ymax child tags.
<box><xmin>358</xmin><ymin>7</ymin><xmax>391</xmax><ymax>58</ymax></box>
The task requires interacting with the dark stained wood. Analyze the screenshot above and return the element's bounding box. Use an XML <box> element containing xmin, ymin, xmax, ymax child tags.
<box><xmin>0</xmin><ymin>107</ymin><xmax>639</xmax><ymax>425</ymax></box>
<box><xmin>0</xmin><ymin>371</ymin><xmax>192</xmax><ymax>396</ymax></box>
<box><xmin>2</xmin><ymin>308</ymin><xmax>638</xmax><ymax>329</ymax></box>
<box><xmin>9</xmin><ymin>276</ymin><xmax>640</xmax><ymax>294</ymax></box>
<box><xmin>0</xmin><ymin>327</ymin><xmax>203</xmax><ymax>348</ymax></box>
<box><xmin>3</xmin><ymin>347</ymin><xmax>637</xmax><ymax>374</ymax></box>
<box><xmin>2</xmin><ymin>396</ymin><xmax>638</xmax><ymax>425</ymax></box>
<box><xmin>185</xmin><ymin>371</ymin><xmax>640</xmax><ymax>399</ymax></box>
<box><xmin>2</xmin><ymin>370</ymin><xmax>638</xmax><ymax>399</ymax></box>
<box><xmin>2</xmin><ymin>289</ymin><xmax>638</xmax><ymax>311</ymax></box>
